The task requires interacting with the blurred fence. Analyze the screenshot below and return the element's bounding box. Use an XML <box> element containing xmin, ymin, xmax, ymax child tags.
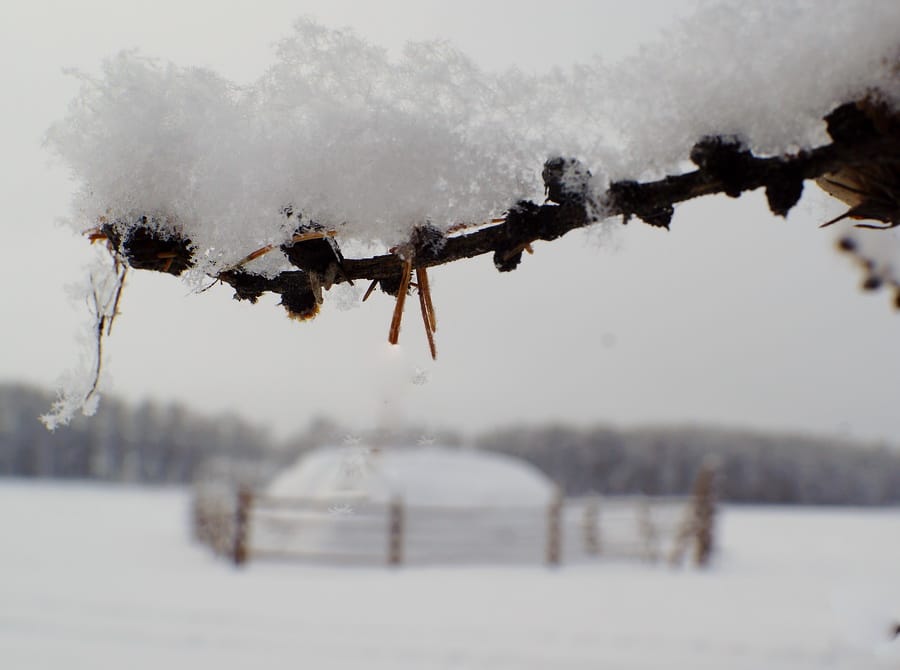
<box><xmin>193</xmin><ymin>466</ymin><xmax>716</xmax><ymax>568</ymax></box>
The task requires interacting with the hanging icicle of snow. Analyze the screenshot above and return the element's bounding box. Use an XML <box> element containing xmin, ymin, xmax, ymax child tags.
<box><xmin>41</xmin><ymin>253</ymin><xmax>126</xmax><ymax>430</ymax></box>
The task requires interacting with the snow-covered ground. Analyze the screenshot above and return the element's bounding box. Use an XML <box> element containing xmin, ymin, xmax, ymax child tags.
<box><xmin>2</xmin><ymin>480</ymin><xmax>899</xmax><ymax>669</ymax></box>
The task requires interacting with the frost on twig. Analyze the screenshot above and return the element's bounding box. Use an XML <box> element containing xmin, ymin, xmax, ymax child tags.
<box><xmin>41</xmin><ymin>254</ymin><xmax>127</xmax><ymax>430</ymax></box>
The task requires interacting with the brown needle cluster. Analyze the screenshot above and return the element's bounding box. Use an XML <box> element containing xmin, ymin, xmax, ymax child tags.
<box><xmin>380</xmin><ymin>227</ymin><xmax>442</xmax><ymax>359</ymax></box>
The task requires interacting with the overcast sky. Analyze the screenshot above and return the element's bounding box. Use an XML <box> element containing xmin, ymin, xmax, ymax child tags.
<box><xmin>3</xmin><ymin>0</ymin><xmax>900</xmax><ymax>444</ymax></box>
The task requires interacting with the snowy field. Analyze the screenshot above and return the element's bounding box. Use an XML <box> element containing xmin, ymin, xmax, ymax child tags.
<box><xmin>2</xmin><ymin>481</ymin><xmax>899</xmax><ymax>669</ymax></box>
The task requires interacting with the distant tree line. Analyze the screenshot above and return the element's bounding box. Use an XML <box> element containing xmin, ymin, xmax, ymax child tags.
<box><xmin>0</xmin><ymin>383</ymin><xmax>277</xmax><ymax>484</ymax></box>
<box><xmin>476</xmin><ymin>425</ymin><xmax>900</xmax><ymax>505</ymax></box>
<box><xmin>4</xmin><ymin>382</ymin><xmax>900</xmax><ymax>504</ymax></box>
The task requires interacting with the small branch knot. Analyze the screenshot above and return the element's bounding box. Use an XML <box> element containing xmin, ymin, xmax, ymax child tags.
<box><xmin>689</xmin><ymin>136</ymin><xmax>753</xmax><ymax>198</ymax></box>
<box><xmin>542</xmin><ymin>156</ymin><xmax>593</xmax><ymax>207</ymax></box>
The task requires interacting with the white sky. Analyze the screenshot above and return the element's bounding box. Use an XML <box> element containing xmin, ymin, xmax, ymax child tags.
<box><xmin>2</xmin><ymin>0</ymin><xmax>900</xmax><ymax>443</ymax></box>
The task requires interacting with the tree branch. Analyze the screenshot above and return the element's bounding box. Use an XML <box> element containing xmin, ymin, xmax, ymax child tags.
<box><xmin>102</xmin><ymin>101</ymin><xmax>900</xmax><ymax>309</ymax></box>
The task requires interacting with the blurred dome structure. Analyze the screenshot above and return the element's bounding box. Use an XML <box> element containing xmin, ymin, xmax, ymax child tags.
<box><xmin>255</xmin><ymin>445</ymin><xmax>558</xmax><ymax>565</ymax></box>
<box><xmin>267</xmin><ymin>444</ymin><xmax>556</xmax><ymax>506</ymax></box>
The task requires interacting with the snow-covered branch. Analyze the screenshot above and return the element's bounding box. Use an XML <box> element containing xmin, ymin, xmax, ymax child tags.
<box><xmin>98</xmin><ymin>100</ymin><xmax>900</xmax><ymax>312</ymax></box>
<box><xmin>43</xmin><ymin>6</ymin><xmax>900</xmax><ymax>425</ymax></box>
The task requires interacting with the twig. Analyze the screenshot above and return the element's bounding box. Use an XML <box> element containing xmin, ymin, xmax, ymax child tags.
<box><xmin>106</xmin><ymin>265</ymin><xmax>128</xmax><ymax>336</ymax></box>
<box><xmin>84</xmin><ymin>278</ymin><xmax>106</xmax><ymax>408</ymax></box>
<box><xmin>216</xmin><ymin>133</ymin><xmax>900</xmax><ymax>299</ymax></box>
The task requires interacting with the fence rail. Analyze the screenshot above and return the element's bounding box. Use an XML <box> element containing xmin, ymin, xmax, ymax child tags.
<box><xmin>193</xmin><ymin>465</ymin><xmax>717</xmax><ymax>569</ymax></box>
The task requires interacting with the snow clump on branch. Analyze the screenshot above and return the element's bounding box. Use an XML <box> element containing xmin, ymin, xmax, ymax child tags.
<box><xmin>47</xmin><ymin>4</ymin><xmax>900</xmax><ymax>277</ymax></box>
<box><xmin>47</xmin><ymin>20</ymin><xmax>600</xmax><ymax>276</ymax></box>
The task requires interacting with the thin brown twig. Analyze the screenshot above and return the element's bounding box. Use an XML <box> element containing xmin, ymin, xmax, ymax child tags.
<box><xmin>106</xmin><ymin>265</ymin><xmax>128</xmax><ymax>336</ymax></box>
<box><xmin>229</xmin><ymin>230</ymin><xmax>335</xmax><ymax>270</ymax></box>
<box><xmin>362</xmin><ymin>279</ymin><xmax>379</xmax><ymax>302</ymax></box>
<box><xmin>85</xmin><ymin>279</ymin><xmax>106</xmax><ymax>408</ymax></box>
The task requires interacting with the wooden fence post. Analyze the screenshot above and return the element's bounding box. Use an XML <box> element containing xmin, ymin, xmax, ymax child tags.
<box><xmin>667</xmin><ymin>460</ymin><xmax>719</xmax><ymax>568</ymax></box>
<box><xmin>582</xmin><ymin>497</ymin><xmax>600</xmax><ymax>556</ymax></box>
<box><xmin>546</xmin><ymin>490</ymin><xmax>563</xmax><ymax>567</ymax></box>
<box><xmin>232</xmin><ymin>487</ymin><xmax>253</xmax><ymax>567</ymax></box>
<box><xmin>691</xmin><ymin>462</ymin><xmax>718</xmax><ymax>567</ymax></box>
<box><xmin>388</xmin><ymin>498</ymin><xmax>405</xmax><ymax>567</ymax></box>
<box><xmin>638</xmin><ymin>497</ymin><xmax>660</xmax><ymax>562</ymax></box>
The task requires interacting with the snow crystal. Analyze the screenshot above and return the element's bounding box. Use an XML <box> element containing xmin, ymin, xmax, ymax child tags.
<box><xmin>328</xmin><ymin>282</ymin><xmax>366</xmax><ymax>312</ymax></box>
<box><xmin>411</xmin><ymin>368</ymin><xmax>430</xmax><ymax>386</ymax></box>
<box><xmin>40</xmin><ymin>367</ymin><xmax>100</xmax><ymax>431</ymax></box>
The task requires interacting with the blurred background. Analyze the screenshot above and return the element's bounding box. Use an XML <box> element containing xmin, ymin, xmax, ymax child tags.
<box><xmin>2</xmin><ymin>2</ymin><xmax>900</xmax><ymax>668</ymax></box>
